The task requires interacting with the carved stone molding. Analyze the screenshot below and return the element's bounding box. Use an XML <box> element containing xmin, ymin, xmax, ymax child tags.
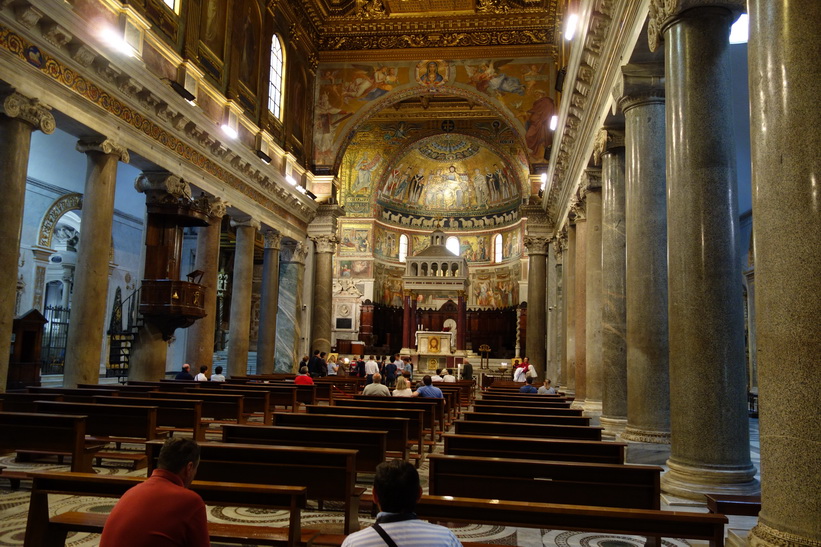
<box><xmin>192</xmin><ymin>195</ymin><xmax>228</xmax><ymax>220</ymax></box>
<box><xmin>311</xmin><ymin>234</ymin><xmax>339</xmax><ymax>254</ymax></box>
<box><xmin>648</xmin><ymin>0</ymin><xmax>746</xmax><ymax>52</ymax></box>
<box><xmin>264</xmin><ymin>230</ymin><xmax>283</xmax><ymax>250</ymax></box>
<box><xmin>749</xmin><ymin>522</ymin><xmax>821</xmax><ymax>547</ymax></box>
<box><xmin>76</xmin><ymin>138</ymin><xmax>130</xmax><ymax>163</ymax></box>
<box><xmin>231</xmin><ymin>216</ymin><xmax>261</xmax><ymax>231</ymax></box>
<box><xmin>583</xmin><ymin>168</ymin><xmax>602</xmax><ymax>192</ymax></box>
<box><xmin>571</xmin><ymin>197</ymin><xmax>586</xmax><ymax>222</ymax></box>
<box><xmin>290</xmin><ymin>242</ymin><xmax>309</xmax><ymax>264</ymax></box>
<box><xmin>524</xmin><ymin>235</ymin><xmax>551</xmax><ymax>256</ymax></box>
<box><xmin>0</xmin><ymin>89</ymin><xmax>56</xmax><ymax>134</ymax></box>
<box><xmin>135</xmin><ymin>171</ymin><xmax>191</xmax><ymax>203</ymax></box>
<box><xmin>621</xmin><ymin>427</ymin><xmax>671</xmax><ymax>444</ymax></box>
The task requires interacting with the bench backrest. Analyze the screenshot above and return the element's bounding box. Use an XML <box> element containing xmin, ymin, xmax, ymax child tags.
<box><xmin>92</xmin><ymin>395</ymin><xmax>204</xmax><ymax>440</ymax></box>
<box><xmin>463</xmin><ymin>411</ymin><xmax>590</xmax><ymax>426</ymax></box>
<box><xmin>428</xmin><ymin>453</ymin><xmax>661</xmax><ymax>509</ymax></box>
<box><xmin>444</xmin><ymin>433</ymin><xmax>626</xmax><ymax>464</ymax></box>
<box><xmin>476</xmin><ymin>398</ymin><xmax>570</xmax><ymax>408</ymax></box>
<box><xmin>270</xmin><ymin>412</ymin><xmax>409</xmax><ymax>456</ymax></box>
<box><xmin>0</xmin><ymin>392</ymin><xmax>64</xmax><ymax>412</ymax></box>
<box><xmin>454</xmin><ymin>419</ymin><xmax>603</xmax><ymax>441</ymax></box>
<box><xmin>0</xmin><ymin>412</ymin><xmax>87</xmax><ymax>453</ymax></box>
<box><xmin>145</xmin><ymin>391</ymin><xmax>244</xmax><ymax>422</ymax></box>
<box><xmin>472</xmin><ymin>403</ymin><xmax>582</xmax><ymax>416</ymax></box>
<box><xmin>307</xmin><ymin>404</ymin><xmax>424</xmax><ymax>441</ymax></box>
<box><xmin>34</xmin><ymin>401</ymin><xmax>160</xmax><ymax>440</ymax></box>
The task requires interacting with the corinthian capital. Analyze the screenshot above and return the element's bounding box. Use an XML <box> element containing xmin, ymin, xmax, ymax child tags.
<box><xmin>76</xmin><ymin>138</ymin><xmax>130</xmax><ymax>163</ymax></box>
<box><xmin>264</xmin><ymin>230</ymin><xmax>283</xmax><ymax>250</ymax></box>
<box><xmin>193</xmin><ymin>195</ymin><xmax>228</xmax><ymax>220</ymax></box>
<box><xmin>524</xmin><ymin>236</ymin><xmax>551</xmax><ymax>256</ymax></box>
<box><xmin>135</xmin><ymin>171</ymin><xmax>191</xmax><ymax>203</ymax></box>
<box><xmin>648</xmin><ymin>0</ymin><xmax>746</xmax><ymax>52</ymax></box>
<box><xmin>311</xmin><ymin>234</ymin><xmax>339</xmax><ymax>254</ymax></box>
<box><xmin>0</xmin><ymin>89</ymin><xmax>56</xmax><ymax>134</ymax></box>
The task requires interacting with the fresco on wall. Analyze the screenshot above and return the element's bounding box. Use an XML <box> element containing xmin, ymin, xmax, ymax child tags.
<box><xmin>338</xmin><ymin>223</ymin><xmax>372</xmax><ymax>255</ymax></box>
<box><xmin>373</xmin><ymin>225</ymin><xmax>398</xmax><ymax>259</ymax></box>
<box><xmin>200</xmin><ymin>0</ymin><xmax>227</xmax><ymax>59</ymax></box>
<box><xmin>502</xmin><ymin>230</ymin><xmax>520</xmax><ymax>259</ymax></box>
<box><xmin>236</xmin><ymin>0</ymin><xmax>260</xmax><ymax>91</ymax></box>
<box><xmin>375</xmin><ymin>266</ymin><xmax>404</xmax><ymax>307</ymax></box>
<box><xmin>339</xmin><ymin>259</ymin><xmax>372</xmax><ymax>278</ymax></box>
<box><xmin>459</xmin><ymin>235</ymin><xmax>491</xmax><ymax>263</ymax></box>
<box><xmin>416</xmin><ymin>60</ymin><xmax>450</xmax><ymax>88</ymax></box>
<box><xmin>411</xmin><ymin>234</ymin><xmax>430</xmax><ymax>256</ymax></box>
<box><xmin>471</xmin><ymin>267</ymin><xmax>519</xmax><ymax>308</ymax></box>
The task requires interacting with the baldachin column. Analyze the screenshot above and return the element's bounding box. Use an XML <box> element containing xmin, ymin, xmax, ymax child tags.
<box><xmin>651</xmin><ymin>0</ymin><xmax>758</xmax><ymax>498</ymax></box>
<box><xmin>256</xmin><ymin>230</ymin><xmax>282</xmax><ymax>374</ymax></box>
<box><xmin>748</xmin><ymin>1</ymin><xmax>821</xmax><ymax>545</ymax></box>
<box><xmin>0</xmin><ymin>89</ymin><xmax>55</xmax><ymax>392</ymax></box>
<box><xmin>227</xmin><ymin>216</ymin><xmax>259</xmax><ymax>376</ymax></box>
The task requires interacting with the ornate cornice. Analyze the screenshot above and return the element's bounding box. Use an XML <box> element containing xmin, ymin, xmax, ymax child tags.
<box><xmin>648</xmin><ymin>0</ymin><xmax>746</xmax><ymax>52</ymax></box>
<box><xmin>523</xmin><ymin>235</ymin><xmax>550</xmax><ymax>255</ymax></box>
<box><xmin>76</xmin><ymin>138</ymin><xmax>130</xmax><ymax>163</ymax></box>
<box><xmin>264</xmin><ymin>230</ymin><xmax>283</xmax><ymax>250</ymax></box>
<box><xmin>318</xmin><ymin>27</ymin><xmax>551</xmax><ymax>52</ymax></box>
<box><xmin>0</xmin><ymin>87</ymin><xmax>56</xmax><ymax>133</ymax></box>
<box><xmin>582</xmin><ymin>168</ymin><xmax>602</xmax><ymax>192</ymax></box>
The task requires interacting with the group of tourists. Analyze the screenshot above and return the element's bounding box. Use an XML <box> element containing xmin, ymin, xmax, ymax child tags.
<box><xmin>174</xmin><ymin>363</ymin><xmax>225</xmax><ymax>382</ymax></box>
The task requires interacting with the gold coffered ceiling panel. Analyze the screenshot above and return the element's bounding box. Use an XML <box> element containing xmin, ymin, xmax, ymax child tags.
<box><xmin>384</xmin><ymin>0</ymin><xmax>475</xmax><ymax>15</ymax></box>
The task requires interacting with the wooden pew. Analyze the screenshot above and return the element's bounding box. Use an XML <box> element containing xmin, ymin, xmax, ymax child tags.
<box><xmin>222</xmin><ymin>424</ymin><xmax>388</xmax><ymax>473</ymax></box>
<box><xmin>77</xmin><ymin>383</ymin><xmax>156</xmax><ymax>393</ymax></box>
<box><xmin>472</xmin><ymin>403</ymin><xmax>582</xmax><ymax>417</ymax></box>
<box><xmin>0</xmin><ymin>412</ymin><xmax>105</xmax><ymax>473</ymax></box>
<box><xmin>34</xmin><ymin>401</ymin><xmax>165</xmax><ymax>470</ymax></box>
<box><xmin>178</xmin><ymin>385</ymin><xmax>273</xmax><ymax>424</ymax></box>
<box><xmin>270</xmin><ymin>412</ymin><xmax>411</xmax><ymax>463</ymax></box>
<box><xmin>306</xmin><ymin>404</ymin><xmax>425</xmax><ymax>461</ymax></box>
<box><xmin>348</xmin><ymin>395</ymin><xmax>444</xmax><ymax>440</ymax></box>
<box><xmin>24</xmin><ymin>472</ymin><xmax>316</xmax><ymax>547</ymax></box>
<box><xmin>147</xmin><ymin>440</ymin><xmax>364</xmax><ymax>534</ymax></box>
<box><xmin>480</xmin><ymin>393</ymin><xmax>570</xmax><ymax>404</ymax></box>
<box><xmin>223</xmin><ymin>380</ymin><xmax>317</xmax><ymax>409</ymax></box>
<box><xmin>93</xmin><ymin>395</ymin><xmax>205</xmax><ymax>441</ymax></box>
<box><xmin>428</xmin><ymin>454</ymin><xmax>662</xmax><ymax>509</ymax></box>
<box><xmin>475</xmin><ymin>397</ymin><xmax>571</xmax><ymax>409</ymax></box>
<box><xmin>415</xmin><ymin>495</ymin><xmax>728</xmax><ymax>547</ymax></box>
<box><xmin>26</xmin><ymin>386</ymin><xmax>111</xmax><ymax>402</ymax></box>
<box><xmin>463</xmin><ymin>411</ymin><xmax>591</xmax><ymax>427</ymax></box>
<box><xmin>145</xmin><ymin>391</ymin><xmax>246</xmax><ymax>424</ymax></box>
<box><xmin>444</xmin><ymin>434</ymin><xmax>626</xmax><ymax>464</ymax></box>
<box><xmin>453</xmin><ymin>419</ymin><xmax>603</xmax><ymax>441</ymax></box>
<box><xmin>706</xmin><ymin>494</ymin><xmax>761</xmax><ymax>517</ymax></box>
<box><xmin>0</xmin><ymin>392</ymin><xmax>65</xmax><ymax>412</ymax></box>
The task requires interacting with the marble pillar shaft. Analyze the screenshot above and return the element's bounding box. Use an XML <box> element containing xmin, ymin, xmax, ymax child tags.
<box><xmin>0</xmin><ymin>117</ymin><xmax>35</xmax><ymax>392</ymax></box>
<box><xmin>310</xmin><ymin>249</ymin><xmax>334</xmax><ymax>354</ymax></box>
<box><xmin>546</xmin><ymin>249</ymin><xmax>559</xmax><ymax>382</ymax></box>
<box><xmin>275</xmin><ymin>251</ymin><xmax>305</xmax><ymax>372</ymax></box>
<box><xmin>748</xmin><ymin>1</ymin><xmax>821</xmax><ymax>544</ymax></box>
<box><xmin>623</xmin><ymin>96</ymin><xmax>671</xmax><ymax>443</ymax></box>
<box><xmin>555</xmin><ymin>254</ymin><xmax>564</xmax><ymax>386</ymax></box>
<box><xmin>457</xmin><ymin>293</ymin><xmax>466</xmax><ymax>350</ymax></box>
<box><xmin>227</xmin><ymin>222</ymin><xmax>257</xmax><ymax>375</ymax></box>
<box><xmin>257</xmin><ymin>236</ymin><xmax>282</xmax><ymax>374</ymax></box>
<box><xmin>601</xmin><ymin>148</ymin><xmax>627</xmax><ymax>425</ymax></box>
<box><xmin>64</xmin><ymin>143</ymin><xmax>125</xmax><ymax>387</ymax></box>
<box><xmin>574</xmin><ymin>219</ymin><xmax>587</xmax><ymax>402</ymax></box>
<box><xmin>662</xmin><ymin>7</ymin><xmax>756</xmax><ymax>497</ymax></box>
<box><xmin>584</xmin><ymin>187</ymin><xmax>603</xmax><ymax>411</ymax></box>
<box><xmin>564</xmin><ymin>226</ymin><xmax>576</xmax><ymax>392</ymax></box>
<box><xmin>402</xmin><ymin>293</ymin><xmax>412</xmax><ymax>349</ymax></box>
<box><xmin>525</xmin><ymin>244</ymin><xmax>548</xmax><ymax>378</ymax></box>
<box><xmin>185</xmin><ymin>219</ymin><xmax>222</xmax><ymax>369</ymax></box>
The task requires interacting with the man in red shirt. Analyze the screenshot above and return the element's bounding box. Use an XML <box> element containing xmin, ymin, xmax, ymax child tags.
<box><xmin>294</xmin><ymin>366</ymin><xmax>315</xmax><ymax>384</ymax></box>
<box><xmin>101</xmin><ymin>437</ymin><xmax>209</xmax><ymax>546</ymax></box>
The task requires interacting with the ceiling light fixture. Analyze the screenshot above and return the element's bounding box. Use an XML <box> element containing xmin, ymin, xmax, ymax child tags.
<box><xmin>564</xmin><ymin>13</ymin><xmax>579</xmax><ymax>41</ymax></box>
<box><xmin>549</xmin><ymin>115</ymin><xmax>558</xmax><ymax>131</ymax></box>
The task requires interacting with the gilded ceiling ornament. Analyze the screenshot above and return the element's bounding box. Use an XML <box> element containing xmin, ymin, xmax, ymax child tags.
<box><xmin>356</xmin><ymin>0</ymin><xmax>387</xmax><ymax>19</ymax></box>
<box><xmin>318</xmin><ymin>29</ymin><xmax>548</xmax><ymax>51</ymax></box>
<box><xmin>476</xmin><ymin>0</ymin><xmax>511</xmax><ymax>14</ymax></box>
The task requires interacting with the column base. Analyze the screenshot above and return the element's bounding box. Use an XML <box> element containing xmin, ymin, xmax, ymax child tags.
<box><xmin>582</xmin><ymin>399</ymin><xmax>602</xmax><ymax>424</ymax></box>
<box><xmin>661</xmin><ymin>458</ymin><xmax>760</xmax><ymax>501</ymax></box>
<box><xmin>749</xmin><ymin>522</ymin><xmax>818</xmax><ymax>547</ymax></box>
<box><xmin>600</xmin><ymin>416</ymin><xmax>627</xmax><ymax>440</ymax></box>
<box><xmin>570</xmin><ymin>398</ymin><xmax>585</xmax><ymax>410</ymax></box>
<box><xmin>624</xmin><ymin>439</ymin><xmax>671</xmax><ymax>465</ymax></box>
<box><xmin>621</xmin><ymin>426</ymin><xmax>671</xmax><ymax>444</ymax></box>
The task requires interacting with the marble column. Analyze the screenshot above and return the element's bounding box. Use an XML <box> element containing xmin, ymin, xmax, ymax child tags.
<box><xmin>64</xmin><ymin>139</ymin><xmax>129</xmax><ymax>387</ymax></box>
<box><xmin>309</xmin><ymin>234</ymin><xmax>337</xmax><ymax>355</ymax></box>
<box><xmin>546</xmin><ymin>243</ymin><xmax>559</xmax><ymax>382</ymax></box>
<box><xmin>0</xmin><ymin>89</ymin><xmax>55</xmax><ymax>392</ymax></box>
<box><xmin>227</xmin><ymin>217</ymin><xmax>259</xmax><ymax>377</ymax></box>
<box><xmin>275</xmin><ymin>241</ymin><xmax>307</xmax><ymax>372</ymax></box>
<box><xmin>555</xmin><ymin>235</ymin><xmax>567</xmax><ymax>387</ymax></box>
<box><xmin>256</xmin><ymin>230</ymin><xmax>282</xmax><ymax>374</ymax></box>
<box><xmin>573</xmin><ymin>203</ymin><xmax>587</xmax><ymax>404</ymax></box>
<box><xmin>600</xmin><ymin>142</ymin><xmax>627</xmax><ymax>438</ymax></box>
<box><xmin>748</xmin><ymin>1</ymin><xmax>821</xmax><ymax>544</ymax></box>
<box><xmin>524</xmin><ymin>235</ymin><xmax>549</xmax><ymax>379</ymax></box>
<box><xmin>583</xmin><ymin>171</ymin><xmax>603</xmax><ymax>417</ymax></box>
<box><xmin>563</xmin><ymin>225</ymin><xmax>576</xmax><ymax>394</ymax></box>
<box><xmin>651</xmin><ymin>0</ymin><xmax>758</xmax><ymax>498</ymax></box>
<box><xmin>619</xmin><ymin>81</ymin><xmax>671</xmax><ymax>453</ymax></box>
<box><xmin>184</xmin><ymin>197</ymin><xmax>227</xmax><ymax>370</ymax></box>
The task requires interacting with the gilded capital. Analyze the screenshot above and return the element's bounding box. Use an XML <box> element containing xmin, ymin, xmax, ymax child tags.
<box><xmin>524</xmin><ymin>235</ymin><xmax>551</xmax><ymax>255</ymax></box>
<box><xmin>648</xmin><ymin>0</ymin><xmax>746</xmax><ymax>52</ymax></box>
<box><xmin>0</xmin><ymin>89</ymin><xmax>56</xmax><ymax>134</ymax></box>
<box><xmin>264</xmin><ymin>230</ymin><xmax>283</xmax><ymax>250</ymax></box>
<box><xmin>76</xmin><ymin>138</ymin><xmax>130</xmax><ymax>163</ymax></box>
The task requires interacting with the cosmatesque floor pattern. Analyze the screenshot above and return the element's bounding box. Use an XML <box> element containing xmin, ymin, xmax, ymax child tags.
<box><xmin>0</xmin><ymin>418</ymin><xmax>761</xmax><ymax>546</ymax></box>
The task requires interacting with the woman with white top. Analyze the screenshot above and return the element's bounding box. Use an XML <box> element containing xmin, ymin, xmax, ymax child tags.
<box><xmin>392</xmin><ymin>376</ymin><xmax>413</xmax><ymax>397</ymax></box>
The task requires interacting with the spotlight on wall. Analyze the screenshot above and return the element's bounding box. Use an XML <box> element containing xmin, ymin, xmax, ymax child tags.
<box><xmin>564</xmin><ymin>13</ymin><xmax>579</xmax><ymax>41</ymax></box>
<box><xmin>285</xmin><ymin>174</ymin><xmax>297</xmax><ymax>186</ymax></box>
<box><xmin>221</xmin><ymin>124</ymin><xmax>238</xmax><ymax>139</ymax></box>
<box><xmin>555</xmin><ymin>67</ymin><xmax>567</xmax><ymax>93</ymax></box>
<box><xmin>167</xmin><ymin>80</ymin><xmax>196</xmax><ymax>103</ymax></box>
<box><xmin>305</xmin><ymin>190</ymin><xmax>317</xmax><ymax>200</ymax></box>
<box><xmin>255</xmin><ymin>149</ymin><xmax>272</xmax><ymax>164</ymax></box>
<box><xmin>549</xmin><ymin>115</ymin><xmax>558</xmax><ymax>131</ymax></box>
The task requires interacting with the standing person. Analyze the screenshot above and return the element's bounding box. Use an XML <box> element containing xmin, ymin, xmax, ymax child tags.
<box><xmin>383</xmin><ymin>355</ymin><xmax>399</xmax><ymax>387</ymax></box>
<box><xmin>538</xmin><ymin>379</ymin><xmax>557</xmax><ymax>395</ymax></box>
<box><xmin>194</xmin><ymin>366</ymin><xmax>209</xmax><ymax>382</ymax></box>
<box><xmin>392</xmin><ymin>376</ymin><xmax>413</xmax><ymax>397</ymax></box>
<box><xmin>461</xmin><ymin>359</ymin><xmax>473</xmax><ymax>381</ymax></box>
<box><xmin>513</xmin><ymin>357</ymin><xmax>535</xmax><ymax>382</ymax></box>
<box><xmin>362</xmin><ymin>373</ymin><xmax>391</xmax><ymax>396</ymax></box>
<box><xmin>354</xmin><ymin>355</ymin><xmax>367</xmax><ymax>378</ymax></box>
<box><xmin>318</xmin><ymin>352</ymin><xmax>329</xmax><ymax>377</ymax></box>
<box><xmin>175</xmin><ymin>364</ymin><xmax>194</xmax><ymax>380</ymax></box>
<box><xmin>298</xmin><ymin>355</ymin><xmax>310</xmax><ymax>375</ymax></box>
<box><xmin>308</xmin><ymin>350</ymin><xmax>321</xmax><ymax>377</ymax></box>
<box><xmin>328</xmin><ymin>358</ymin><xmax>340</xmax><ymax>376</ymax></box>
<box><xmin>295</xmin><ymin>366</ymin><xmax>314</xmax><ymax>385</ymax></box>
<box><xmin>365</xmin><ymin>355</ymin><xmax>380</xmax><ymax>384</ymax></box>
<box><xmin>100</xmin><ymin>437</ymin><xmax>209</xmax><ymax>547</ymax></box>
<box><xmin>210</xmin><ymin>366</ymin><xmax>226</xmax><ymax>382</ymax></box>
<box><xmin>413</xmin><ymin>375</ymin><xmax>443</xmax><ymax>398</ymax></box>
<box><xmin>519</xmin><ymin>377</ymin><xmax>538</xmax><ymax>394</ymax></box>
<box><xmin>341</xmin><ymin>460</ymin><xmax>462</xmax><ymax>546</ymax></box>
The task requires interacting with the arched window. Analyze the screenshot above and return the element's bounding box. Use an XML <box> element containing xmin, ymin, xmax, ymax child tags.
<box><xmin>162</xmin><ymin>0</ymin><xmax>178</xmax><ymax>12</ymax></box>
<box><xmin>399</xmin><ymin>234</ymin><xmax>409</xmax><ymax>263</ymax></box>
<box><xmin>494</xmin><ymin>233</ymin><xmax>503</xmax><ymax>263</ymax></box>
<box><xmin>268</xmin><ymin>35</ymin><xmax>284</xmax><ymax>119</ymax></box>
<box><xmin>446</xmin><ymin>236</ymin><xmax>460</xmax><ymax>256</ymax></box>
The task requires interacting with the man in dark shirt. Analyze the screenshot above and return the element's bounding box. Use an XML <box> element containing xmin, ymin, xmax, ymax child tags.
<box><xmin>175</xmin><ymin>364</ymin><xmax>194</xmax><ymax>380</ymax></box>
<box><xmin>101</xmin><ymin>437</ymin><xmax>209</xmax><ymax>547</ymax></box>
<box><xmin>519</xmin><ymin>377</ymin><xmax>538</xmax><ymax>394</ymax></box>
<box><xmin>307</xmin><ymin>350</ymin><xmax>321</xmax><ymax>377</ymax></box>
<box><xmin>461</xmin><ymin>359</ymin><xmax>473</xmax><ymax>381</ymax></box>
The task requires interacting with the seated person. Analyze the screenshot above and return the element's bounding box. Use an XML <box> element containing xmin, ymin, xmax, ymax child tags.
<box><xmin>194</xmin><ymin>365</ymin><xmax>209</xmax><ymax>381</ymax></box>
<box><xmin>538</xmin><ymin>378</ymin><xmax>557</xmax><ymax>395</ymax></box>
<box><xmin>392</xmin><ymin>376</ymin><xmax>413</xmax><ymax>397</ymax></box>
<box><xmin>100</xmin><ymin>437</ymin><xmax>209</xmax><ymax>547</ymax></box>
<box><xmin>210</xmin><ymin>365</ymin><xmax>226</xmax><ymax>382</ymax></box>
<box><xmin>413</xmin><ymin>375</ymin><xmax>443</xmax><ymax>399</ymax></box>
<box><xmin>442</xmin><ymin>369</ymin><xmax>456</xmax><ymax>383</ymax></box>
<box><xmin>519</xmin><ymin>377</ymin><xmax>538</xmax><ymax>394</ymax></box>
<box><xmin>175</xmin><ymin>363</ymin><xmax>194</xmax><ymax>380</ymax></box>
<box><xmin>363</xmin><ymin>373</ymin><xmax>391</xmax><ymax>396</ymax></box>
<box><xmin>294</xmin><ymin>366</ymin><xmax>315</xmax><ymax>385</ymax></box>
<box><xmin>430</xmin><ymin>370</ymin><xmax>444</xmax><ymax>382</ymax></box>
<box><xmin>341</xmin><ymin>460</ymin><xmax>462</xmax><ymax>546</ymax></box>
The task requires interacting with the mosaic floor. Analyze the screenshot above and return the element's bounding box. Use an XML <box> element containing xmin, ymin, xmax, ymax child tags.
<box><xmin>0</xmin><ymin>416</ymin><xmax>761</xmax><ymax>547</ymax></box>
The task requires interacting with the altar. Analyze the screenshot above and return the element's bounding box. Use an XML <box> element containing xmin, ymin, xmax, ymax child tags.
<box><xmin>416</xmin><ymin>330</ymin><xmax>454</xmax><ymax>355</ymax></box>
